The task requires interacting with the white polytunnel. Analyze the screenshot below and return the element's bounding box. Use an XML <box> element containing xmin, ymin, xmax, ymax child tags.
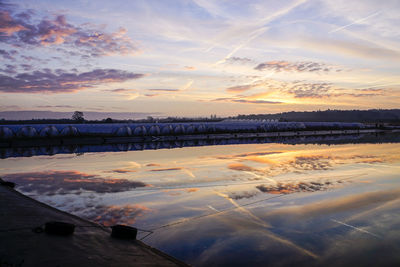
<box><xmin>18</xmin><ymin>126</ymin><xmax>38</xmax><ymax>138</ymax></box>
<box><xmin>0</xmin><ymin>127</ymin><xmax>14</xmax><ymax>139</ymax></box>
<box><xmin>60</xmin><ymin>126</ymin><xmax>79</xmax><ymax>137</ymax></box>
<box><xmin>0</xmin><ymin>121</ymin><xmax>369</xmax><ymax>140</ymax></box>
<box><xmin>196</xmin><ymin>124</ymin><xmax>206</xmax><ymax>133</ymax></box>
<box><xmin>40</xmin><ymin>126</ymin><xmax>59</xmax><ymax>137</ymax></box>
<box><xmin>114</xmin><ymin>126</ymin><xmax>132</xmax><ymax>137</ymax></box>
<box><xmin>161</xmin><ymin>125</ymin><xmax>173</xmax><ymax>135</ymax></box>
<box><xmin>174</xmin><ymin>125</ymin><xmax>185</xmax><ymax>135</ymax></box>
<box><xmin>148</xmin><ymin>125</ymin><xmax>161</xmax><ymax>135</ymax></box>
<box><xmin>133</xmin><ymin>125</ymin><xmax>147</xmax><ymax>136</ymax></box>
<box><xmin>206</xmin><ymin>124</ymin><xmax>216</xmax><ymax>133</ymax></box>
<box><xmin>185</xmin><ymin>125</ymin><xmax>195</xmax><ymax>134</ymax></box>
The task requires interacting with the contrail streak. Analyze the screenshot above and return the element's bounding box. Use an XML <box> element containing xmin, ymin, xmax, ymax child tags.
<box><xmin>331</xmin><ymin>219</ymin><xmax>381</xmax><ymax>238</ymax></box>
<box><xmin>213</xmin><ymin>0</ymin><xmax>308</xmax><ymax>64</ymax></box>
<box><xmin>329</xmin><ymin>11</ymin><xmax>381</xmax><ymax>33</ymax></box>
<box><xmin>207</xmin><ymin>205</ymin><xmax>219</xmax><ymax>212</ymax></box>
<box><xmin>215</xmin><ymin>191</ymin><xmax>318</xmax><ymax>259</ymax></box>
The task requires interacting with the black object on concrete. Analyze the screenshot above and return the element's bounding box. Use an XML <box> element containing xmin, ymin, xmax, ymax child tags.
<box><xmin>111</xmin><ymin>225</ymin><xmax>138</xmax><ymax>240</ymax></box>
<box><xmin>45</xmin><ymin>221</ymin><xmax>75</xmax><ymax>236</ymax></box>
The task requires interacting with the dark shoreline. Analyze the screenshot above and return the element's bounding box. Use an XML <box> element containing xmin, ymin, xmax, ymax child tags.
<box><xmin>1</xmin><ymin>129</ymin><xmax>399</xmax><ymax>159</ymax></box>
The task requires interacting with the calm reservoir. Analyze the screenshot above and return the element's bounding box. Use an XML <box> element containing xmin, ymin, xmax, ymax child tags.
<box><xmin>1</xmin><ymin>136</ymin><xmax>400</xmax><ymax>266</ymax></box>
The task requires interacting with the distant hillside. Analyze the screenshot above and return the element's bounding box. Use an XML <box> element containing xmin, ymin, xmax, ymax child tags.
<box><xmin>232</xmin><ymin>109</ymin><xmax>400</xmax><ymax>123</ymax></box>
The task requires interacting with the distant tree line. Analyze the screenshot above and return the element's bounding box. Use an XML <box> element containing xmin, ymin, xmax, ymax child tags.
<box><xmin>230</xmin><ymin>109</ymin><xmax>400</xmax><ymax>123</ymax></box>
<box><xmin>1</xmin><ymin>109</ymin><xmax>399</xmax><ymax>124</ymax></box>
<box><xmin>0</xmin><ymin>111</ymin><xmax>223</xmax><ymax>125</ymax></box>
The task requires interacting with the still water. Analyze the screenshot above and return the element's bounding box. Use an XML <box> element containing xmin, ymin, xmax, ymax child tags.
<box><xmin>1</xmin><ymin>139</ymin><xmax>400</xmax><ymax>266</ymax></box>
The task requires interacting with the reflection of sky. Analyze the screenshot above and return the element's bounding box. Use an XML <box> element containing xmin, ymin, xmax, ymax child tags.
<box><xmin>1</xmin><ymin>142</ymin><xmax>400</xmax><ymax>265</ymax></box>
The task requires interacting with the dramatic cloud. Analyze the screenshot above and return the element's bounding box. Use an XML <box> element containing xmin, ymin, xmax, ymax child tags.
<box><xmin>0</xmin><ymin>4</ymin><xmax>138</xmax><ymax>58</ymax></box>
<box><xmin>224</xmin><ymin>77</ymin><xmax>385</xmax><ymax>100</ymax></box>
<box><xmin>3</xmin><ymin>170</ymin><xmax>148</xmax><ymax>195</ymax></box>
<box><xmin>288</xmin><ymin>82</ymin><xmax>385</xmax><ymax>99</ymax></box>
<box><xmin>0</xmin><ymin>8</ymin><xmax>27</xmax><ymax>36</ymax></box>
<box><xmin>289</xmin><ymin>82</ymin><xmax>332</xmax><ymax>98</ymax></box>
<box><xmin>254</xmin><ymin>60</ymin><xmax>341</xmax><ymax>73</ymax></box>
<box><xmin>0</xmin><ymin>68</ymin><xmax>145</xmax><ymax>93</ymax></box>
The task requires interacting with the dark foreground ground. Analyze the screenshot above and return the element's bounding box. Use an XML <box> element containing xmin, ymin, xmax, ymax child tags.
<box><xmin>0</xmin><ymin>181</ymin><xmax>187</xmax><ymax>267</ymax></box>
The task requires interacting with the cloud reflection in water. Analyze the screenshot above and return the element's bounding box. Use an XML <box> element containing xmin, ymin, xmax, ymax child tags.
<box><xmin>3</xmin><ymin>170</ymin><xmax>148</xmax><ymax>195</ymax></box>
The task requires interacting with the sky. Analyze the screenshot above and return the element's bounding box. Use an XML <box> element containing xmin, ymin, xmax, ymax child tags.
<box><xmin>0</xmin><ymin>0</ymin><xmax>400</xmax><ymax>119</ymax></box>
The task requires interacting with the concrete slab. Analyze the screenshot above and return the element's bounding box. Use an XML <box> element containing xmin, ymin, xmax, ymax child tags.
<box><xmin>0</xmin><ymin>181</ymin><xmax>188</xmax><ymax>267</ymax></box>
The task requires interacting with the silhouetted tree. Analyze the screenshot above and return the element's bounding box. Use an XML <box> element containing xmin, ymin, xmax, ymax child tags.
<box><xmin>72</xmin><ymin>111</ymin><xmax>84</xmax><ymax>123</ymax></box>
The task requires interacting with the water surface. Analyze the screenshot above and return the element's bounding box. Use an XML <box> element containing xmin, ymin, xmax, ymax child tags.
<box><xmin>1</xmin><ymin>140</ymin><xmax>400</xmax><ymax>266</ymax></box>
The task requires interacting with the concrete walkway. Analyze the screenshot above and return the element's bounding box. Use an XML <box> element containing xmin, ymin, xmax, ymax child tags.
<box><xmin>0</xmin><ymin>181</ymin><xmax>187</xmax><ymax>266</ymax></box>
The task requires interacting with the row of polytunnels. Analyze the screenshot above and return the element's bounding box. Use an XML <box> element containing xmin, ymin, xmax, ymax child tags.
<box><xmin>0</xmin><ymin>122</ymin><xmax>366</xmax><ymax>139</ymax></box>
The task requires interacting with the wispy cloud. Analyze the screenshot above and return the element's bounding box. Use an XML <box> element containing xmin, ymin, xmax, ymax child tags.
<box><xmin>329</xmin><ymin>11</ymin><xmax>382</xmax><ymax>33</ymax></box>
<box><xmin>105</xmin><ymin>88</ymin><xmax>140</xmax><ymax>100</ymax></box>
<box><xmin>214</xmin><ymin>0</ymin><xmax>308</xmax><ymax>64</ymax></box>
<box><xmin>0</xmin><ymin>48</ymin><xmax>17</xmax><ymax>60</ymax></box>
<box><xmin>184</xmin><ymin>66</ymin><xmax>196</xmax><ymax>70</ymax></box>
<box><xmin>212</xmin><ymin>97</ymin><xmax>283</xmax><ymax>105</ymax></box>
<box><xmin>254</xmin><ymin>60</ymin><xmax>341</xmax><ymax>73</ymax></box>
<box><xmin>37</xmin><ymin>105</ymin><xmax>75</xmax><ymax>108</ymax></box>
<box><xmin>148</xmin><ymin>88</ymin><xmax>180</xmax><ymax>92</ymax></box>
<box><xmin>225</xmin><ymin>57</ymin><xmax>253</xmax><ymax>64</ymax></box>
<box><xmin>0</xmin><ymin>69</ymin><xmax>144</xmax><ymax>93</ymax></box>
<box><xmin>226</xmin><ymin>83</ymin><xmax>260</xmax><ymax>93</ymax></box>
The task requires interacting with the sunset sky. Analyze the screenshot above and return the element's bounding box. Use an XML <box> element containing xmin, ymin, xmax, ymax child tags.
<box><xmin>1</xmin><ymin>0</ymin><xmax>399</xmax><ymax>118</ymax></box>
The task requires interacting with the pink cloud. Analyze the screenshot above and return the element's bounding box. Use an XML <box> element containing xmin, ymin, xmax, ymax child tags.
<box><xmin>0</xmin><ymin>4</ymin><xmax>138</xmax><ymax>58</ymax></box>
